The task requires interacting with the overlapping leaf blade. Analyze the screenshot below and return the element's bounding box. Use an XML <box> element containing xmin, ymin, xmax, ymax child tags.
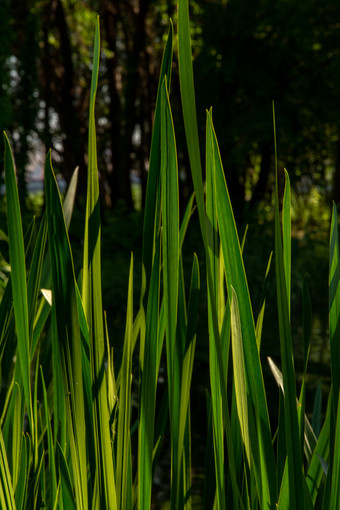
<box><xmin>142</xmin><ymin>21</ymin><xmax>173</xmax><ymax>292</ymax></box>
<box><xmin>273</xmin><ymin>111</ymin><xmax>307</xmax><ymax>509</ymax></box>
<box><xmin>0</xmin><ymin>425</ymin><xmax>15</xmax><ymax>510</ymax></box>
<box><xmin>138</xmin><ymin>233</ymin><xmax>162</xmax><ymax>510</ymax></box>
<box><xmin>329</xmin><ymin>203</ymin><xmax>340</xmax><ymax>403</ymax></box>
<box><xmin>160</xmin><ymin>75</ymin><xmax>181</xmax><ymax>507</ymax></box>
<box><xmin>205</xmin><ymin>108</ymin><xmax>227</xmax><ymax>509</ymax></box>
<box><xmin>177</xmin><ymin>0</ymin><xmax>205</xmax><ymax>232</ymax></box>
<box><xmin>230</xmin><ymin>287</ymin><xmax>251</xmax><ymax>466</ymax></box>
<box><xmin>4</xmin><ymin>132</ymin><xmax>33</xmax><ymax>436</ymax></box>
<box><xmin>176</xmin><ymin>253</ymin><xmax>199</xmax><ymax>508</ymax></box>
<box><xmin>44</xmin><ymin>151</ymin><xmax>88</xmax><ymax>509</ymax></box>
<box><xmin>207</xmin><ymin>110</ymin><xmax>277</xmax><ymax>508</ymax></box>
<box><xmin>116</xmin><ymin>254</ymin><xmax>134</xmax><ymax>510</ymax></box>
<box><xmin>81</xmin><ymin>17</ymin><xmax>117</xmax><ymax>510</ymax></box>
<box><xmin>40</xmin><ymin>367</ymin><xmax>57</xmax><ymax>509</ymax></box>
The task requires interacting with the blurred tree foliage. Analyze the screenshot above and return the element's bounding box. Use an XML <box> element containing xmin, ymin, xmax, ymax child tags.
<box><xmin>1</xmin><ymin>0</ymin><xmax>340</xmax><ymax>215</ymax></box>
<box><xmin>0</xmin><ymin>0</ymin><xmax>13</xmax><ymax>193</ymax></box>
<box><xmin>194</xmin><ymin>0</ymin><xmax>340</xmax><ymax>218</ymax></box>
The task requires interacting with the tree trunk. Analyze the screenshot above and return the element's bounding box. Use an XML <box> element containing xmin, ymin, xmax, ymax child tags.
<box><xmin>53</xmin><ymin>0</ymin><xmax>86</xmax><ymax>190</ymax></box>
<box><xmin>119</xmin><ymin>0</ymin><xmax>150</xmax><ymax>210</ymax></box>
<box><xmin>12</xmin><ymin>0</ymin><xmax>40</xmax><ymax>212</ymax></box>
<box><xmin>102</xmin><ymin>4</ymin><xmax>122</xmax><ymax>208</ymax></box>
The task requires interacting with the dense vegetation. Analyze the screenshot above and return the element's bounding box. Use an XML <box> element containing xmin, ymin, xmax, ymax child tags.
<box><xmin>1</xmin><ymin>2</ymin><xmax>340</xmax><ymax>508</ymax></box>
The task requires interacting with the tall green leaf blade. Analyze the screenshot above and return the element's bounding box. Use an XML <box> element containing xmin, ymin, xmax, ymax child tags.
<box><xmin>282</xmin><ymin>169</ymin><xmax>291</xmax><ymax>318</ymax></box>
<box><xmin>275</xmin><ymin>265</ymin><xmax>302</xmax><ymax>504</ymax></box>
<box><xmin>206</xmin><ymin>110</ymin><xmax>247</xmax><ymax>510</ymax></box>
<box><xmin>207</xmin><ymin>110</ymin><xmax>277</xmax><ymax>508</ymax></box>
<box><xmin>29</xmin><ymin>167</ymin><xmax>78</xmax><ymax>360</ymax></box>
<box><xmin>179</xmin><ymin>192</ymin><xmax>195</xmax><ymax>252</ymax></box>
<box><xmin>138</xmin><ymin>234</ymin><xmax>161</xmax><ymax>510</ymax></box>
<box><xmin>0</xmin><ymin>272</ymin><xmax>14</xmax><ymax>359</ymax></box>
<box><xmin>176</xmin><ymin>254</ymin><xmax>199</xmax><ymax>507</ymax></box>
<box><xmin>25</xmin><ymin>439</ymin><xmax>43</xmax><ymax>510</ymax></box>
<box><xmin>324</xmin><ymin>202</ymin><xmax>340</xmax><ymax>508</ymax></box>
<box><xmin>14</xmin><ymin>429</ymin><xmax>28</xmax><ymax>510</ymax></box>
<box><xmin>0</xmin><ymin>425</ymin><xmax>15</xmax><ymax>510</ymax></box>
<box><xmin>81</xmin><ymin>18</ymin><xmax>117</xmax><ymax>510</ymax></box>
<box><xmin>277</xmin><ymin>460</ymin><xmax>290</xmax><ymax>510</ymax></box>
<box><xmin>32</xmin><ymin>348</ymin><xmax>40</xmax><ymax>479</ymax></box>
<box><xmin>306</xmin><ymin>392</ymin><xmax>331</xmax><ymax>503</ymax></box>
<box><xmin>116</xmin><ymin>255</ymin><xmax>134</xmax><ymax>510</ymax></box>
<box><xmin>63</xmin><ymin>375</ymin><xmax>86</xmax><ymax>510</ymax></box>
<box><xmin>3</xmin><ymin>132</ymin><xmax>33</xmax><ymax>435</ymax></box>
<box><xmin>160</xmin><ymin>76</ymin><xmax>179</xmax><ymax>396</ymax></box>
<box><xmin>39</xmin><ymin>164</ymin><xmax>79</xmax><ymax>293</ymax></box>
<box><xmin>142</xmin><ymin>21</ymin><xmax>173</xmax><ymax>291</ymax></box>
<box><xmin>302</xmin><ymin>274</ymin><xmax>312</xmax><ymax>370</ymax></box>
<box><xmin>26</xmin><ymin>213</ymin><xmax>48</xmax><ymax>346</ymax></box>
<box><xmin>230</xmin><ymin>287</ymin><xmax>251</xmax><ymax>466</ymax></box>
<box><xmin>57</xmin><ymin>443</ymin><xmax>76</xmax><ymax>510</ymax></box>
<box><xmin>177</xmin><ymin>0</ymin><xmax>205</xmax><ymax>235</ymax></box>
<box><xmin>44</xmin><ymin>151</ymin><xmax>88</xmax><ymax>509</ymax></box>
<box><xmin>329</xmin><ymin>393</ymin><xmax>340</xmax><ymax>509</ymax></box>
<box><xmin>255</xmin><ymin>251</ymin><xmax>273</xmax><ymax>351</ymax></box>
<box><xmin>209</xmin><ymin>110</ymin><xmax>277</xmax><ymax>508</ymax></box>
<box><xmin>177</xmin><ymin>14</ymin><xmax>237</xmax><ymax>508</ymax></box>
<box><xmin>62</xmin><ymin>166</ymin><xmax>79</xmax><ymax>229</ymax></box>
<box><xmin>2</xmin><ymin>365</ymin><xmax>24</xmax><ymax>479</ymax></box>
<box><xmin>268</xmin><ymin>356</ymin><xmax>318</xmax><ymax>465</ymax></box>
<box><xmin>75</xmin><ymin>284</ymin><xmax>97</xmax><ymax>491</ymax></box>
<box><xmin>273</xmin><ymin>106</ymin><xmax>304</xmax><ymax>510</ymax></box>
<box><xmin>160</xmin><ymin>76</ymin><xmax>180</xmax><ymax>508</ymax></box>
<box><xmin>329</xmin><ymin>203</ymin><xmax>340</xmax><ymax>403</ymax></box>
<box><xmin>205</xmin><ymin>109</ymin><xmax>226</xmax><ymax>509</ymax></box>
<box><xmin>10</xmin><ymin>383</ymin><xmax>23</xmax><ymax>495</ymax></box>
<box><xmin>40</xmin><ymin>367</ymin><xmax>57</xmax><ymax>509</ymax></box>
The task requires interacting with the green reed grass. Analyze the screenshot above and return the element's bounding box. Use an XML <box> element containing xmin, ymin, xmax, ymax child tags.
<box><xmin>1</xmin><ymin>2</ymin><xmax>340</xmax><ymax>509</ymax></box>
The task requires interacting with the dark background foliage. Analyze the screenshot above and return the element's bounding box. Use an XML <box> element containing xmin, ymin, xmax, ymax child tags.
<box><xmin>1</xmin><ymin>0</ymin><xmax>340</xmax><ymax>219</ymax></box>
